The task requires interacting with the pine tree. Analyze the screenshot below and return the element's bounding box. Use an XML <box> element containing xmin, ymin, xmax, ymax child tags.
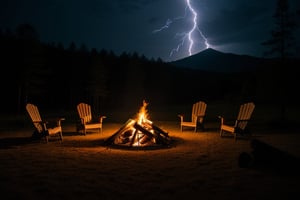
<box><xmin>262</xmin><ymin>0</ymin><xmax>296</xmax><ymax>58</ymax></box>
<box><xmin>262</xmin><ymin>0</ymin><xmax>297</xmax><ymax>125</ymax></box>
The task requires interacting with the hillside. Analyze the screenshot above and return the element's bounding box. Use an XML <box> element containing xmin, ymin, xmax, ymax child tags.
<box><xmin>168</xmin><ymin>48</ymin><xmax>268</xmax><ymax>73</ymax></box>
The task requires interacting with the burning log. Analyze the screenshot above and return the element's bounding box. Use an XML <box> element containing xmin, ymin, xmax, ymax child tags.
<box><xmin>104</xmin><ymin>118</ymin><xmax>171</xmax><ymax>148</ymax></box>
<box><xmin>104</xmin><ymin>119</ymin><xmax>135</xmax><ymax>146</ymax></box>
<box><xmin>104</xmin><ymin>100</ymin><xmax>171</xmax><ymax>148</ymax></box>
<box><xmin>134</xmin><ymin>122</ymin><xmax>170</xmax><ymax>145</ymax></box>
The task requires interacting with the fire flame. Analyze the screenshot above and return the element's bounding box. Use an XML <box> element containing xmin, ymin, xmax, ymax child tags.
<box><xmin>130</xmin><ymin>100</ymin><xmax>154</xmax><ymax>146</ymax></box>
<box><xmin>104</xmin><ymin>99</ymin><xmax>170</xmax><ymax>148</ymax></box>
<box><xmin>137</xmin><ymin>100</ymin><xmax>150</xmax><ymax>124</ymax></box>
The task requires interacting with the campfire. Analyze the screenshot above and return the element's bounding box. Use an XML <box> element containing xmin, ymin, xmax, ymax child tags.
<box><xmin>104</xmin><ymin>100</ymin><xmax>171</xmax><ymax>148</ymax></box>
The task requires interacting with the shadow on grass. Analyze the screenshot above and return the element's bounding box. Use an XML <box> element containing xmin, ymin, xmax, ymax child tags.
<box><xmin>0</xmin><ymin>137</ymin><xmax>35</xmax><ymax>149</ymax></box>
<box><xmin>62</xmin><ymin>131</ymin><xmax>84</xmax><ymax>136</ymax></box>
<box><xmin>60</xmin><ymin>138</ymin><xmax>107</xmax><ymax>148</ymax></box>
<box><xmin>239</xmin><ymin>139</ymin><xmax>300</xmax><ymax>176</ymax></box>
<box><xmin>103</xmin><ymin>136</ymin><xmax>182</xmax><ymax>151</ymax></box>
<box><xmin>60</xmin><ymin>136</ymin><xmax>184</xmax><ymax>150</ymax></box>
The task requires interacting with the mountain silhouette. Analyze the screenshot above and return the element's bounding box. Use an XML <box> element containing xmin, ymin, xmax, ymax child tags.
<box><xmin>168</xmin><ymin>48</ymin><xmax>267</xmax><ymax>73</ymax></box>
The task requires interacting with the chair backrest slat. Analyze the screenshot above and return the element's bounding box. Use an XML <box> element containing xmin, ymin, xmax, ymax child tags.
<box><xmin>26</xmin><ymin>103</ymin><xmax>42</xmax><ymax>122</ymax></box>
<box><xmin>26</xmin><ymin>103</ymin><xmax>45</xmax><ymax>133</ymax></box>
<box><xmin>77</xmin><ymin>103</ymin><xmax>92</xmax><ymax>123</ymax></box>
<box><xmin>236</xmin><ymin>102</ymin><xmax>255</xmax><ymax>130</ymax></box>
<box><xmin>191</xmin><ymin>101</ymin><xmax>207</xmax><ymax>123</ymax></box>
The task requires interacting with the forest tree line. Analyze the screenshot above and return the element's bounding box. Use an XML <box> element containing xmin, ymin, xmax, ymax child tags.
<box><xmin>0</xmin><ymin>24</ymin><xmax>298</xmax><ymax>116</ymax></box>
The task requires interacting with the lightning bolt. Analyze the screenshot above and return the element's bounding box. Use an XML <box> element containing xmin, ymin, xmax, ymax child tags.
<box><xmin>152</xmin><ymin>0</ymin><xmax>210</xmax><ymax>58</ymax></box>
<box><xmin>152</xmin><ymin>18</ymin><xmax>173</xmax><ymax>33</ymax></box>
<box><xmin>186</xmin><ymin>0</ymin><xmax>209</xmax><ymax>55</ymax></box>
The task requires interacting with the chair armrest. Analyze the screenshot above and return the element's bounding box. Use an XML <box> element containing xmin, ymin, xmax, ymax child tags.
<box><xmin>195</xmin><ymin>115</ymin><xmax>205</xmax><ymax>123</ymax></box>
<box><xmin>219</xmin><ymin>116</ymin><xmax>239</xmax><ymax>127</ymax></box>
<box><xmin>178</xmin><ymin>114</ymin><xmax>184</xmax><ymax>122</ymax></box>
<box><xmin>56</xmin><ymin>118</ymin><xmax>65</xmax><ymax>126</ymax></box>
<box><xmin>99</xmin><ymin>116</ymin><xmax>106</xmax><ymax>123</ymax></box>
<box><xmin>218</xmin><ymin>116</ymin><xmax>224</xmax><ymax>125</ymax></box>
<box><xmin>45</xmin><ymin>117</ymin><xmax>65</xmax><ymax>127</ymax></box>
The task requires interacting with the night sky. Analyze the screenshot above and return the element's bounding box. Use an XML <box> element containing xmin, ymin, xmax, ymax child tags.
<box><xmin>1</xmin><ymin>0</ymin><xmax>299</xmax><ymax>62</ymax></box>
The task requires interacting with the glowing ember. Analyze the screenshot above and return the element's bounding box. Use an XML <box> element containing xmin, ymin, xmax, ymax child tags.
<box><xmin>104</xmin><ymin>100</ymin><xmax>171</xmax><ymax>148</ymax></box>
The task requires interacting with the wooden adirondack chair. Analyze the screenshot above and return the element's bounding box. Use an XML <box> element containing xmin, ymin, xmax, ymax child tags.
<box><xmin>219</xmin><ymin>102</ymin><xmax>255</xmax><ymax>141</ymax></box>
<box><xmin>76</xmin><ymin>102</ymin><xmax>106</xmax><ymax>135</ymax></box>
<box><xmin>26</xmin><ymin>103</ymin><xmax>64</xmax><ymax>143</ymax></box>
<box><xmin>178</xmin><ymin>101</ymin><xmax>207</xmax><ymax>132</ymax></box>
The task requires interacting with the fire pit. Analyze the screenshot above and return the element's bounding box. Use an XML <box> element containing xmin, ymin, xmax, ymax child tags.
<box><xmin>104</xmin><ymin>100</ymin><xmax>171</xmax><ymax>149</ymax></box>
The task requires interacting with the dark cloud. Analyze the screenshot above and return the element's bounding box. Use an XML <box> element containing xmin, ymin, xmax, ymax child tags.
<box><xmin>115</xmin><ymin>0</ymin><xmax>160</xmax><ymax>13</ymax></box>
<box><xmin>1</xmin><ymin>0</ymin><xmax>299</xmax><ymax>61</ymax></box>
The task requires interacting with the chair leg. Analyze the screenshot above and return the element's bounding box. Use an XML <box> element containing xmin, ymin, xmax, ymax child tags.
<box><xmin>45</xmin><ymin>136</ymin><xmax>49</xmax><ymax>143</ymax></box>
<box><xmin>201</xmin><ymin>124</ymin><xmax>205</xmax><ymax>131</ymax></box>
<box><xmin>60</xmin><ymin>132</ymin><xmax>63</xmax><ymax>142</ymax></box>
<box><xmin>197</xmin><ymin>123</ymin><xmax>205</xmax><ymax>132</ymax></box>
